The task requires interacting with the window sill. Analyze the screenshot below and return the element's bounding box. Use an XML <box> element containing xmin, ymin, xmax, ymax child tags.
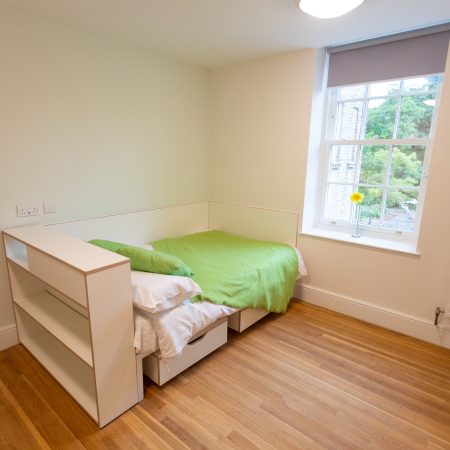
<box><xmin>300</xmin><ymin>227</ymin><xmax>420</xmax><ymax>256</ymax></box>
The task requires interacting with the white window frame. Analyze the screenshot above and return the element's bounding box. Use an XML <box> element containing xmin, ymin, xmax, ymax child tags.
<box><xmin>315</xmin><ymin>74</ymin><xmax>444</xmax><ymax>244</ymax></box>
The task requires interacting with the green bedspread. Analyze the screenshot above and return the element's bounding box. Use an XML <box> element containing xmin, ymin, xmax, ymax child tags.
<box><xmin>151</xmin><ymin>230</ymin><xmax>298</xmax><ymax>313</ymax></box>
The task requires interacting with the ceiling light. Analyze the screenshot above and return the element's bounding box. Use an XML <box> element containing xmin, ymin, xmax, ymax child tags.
<box><xmin>299</xmin><ymin>0</ymin><xmax>364</xmax><ymax>19</ymax></box>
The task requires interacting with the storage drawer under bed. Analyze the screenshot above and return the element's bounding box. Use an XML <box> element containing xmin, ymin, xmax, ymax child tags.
<box><xmin>227</xmin><ymin>308</ymin><xmax>270</xmax><ymax>332</ymax></box>
<box><xmin>142</xmin><ymin>317</ymin><xmax>228</xmax><ymax>385</ymax></box>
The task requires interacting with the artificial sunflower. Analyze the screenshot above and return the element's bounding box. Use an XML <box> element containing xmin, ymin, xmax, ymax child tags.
<box><xmin>350</xmin><ymin>192</ymin><xmax>364</xmax><ymax>204</ymax></box>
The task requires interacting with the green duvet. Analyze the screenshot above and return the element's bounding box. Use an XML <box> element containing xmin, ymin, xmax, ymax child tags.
<box><xmin>151</xmin><ymin>231</ymin><xmax>298</xmax><ymax>313</ymax></box>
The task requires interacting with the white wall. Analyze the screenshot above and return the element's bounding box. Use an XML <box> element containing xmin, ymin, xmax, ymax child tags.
<box><xmin>210</xmin><ymin>47</ymin><xmax>450</xmax><ymax>345</ymax></box>
<box><xmin>0</xmin><ymin>4</ymin><xmax>210</xmax><ymax>334</ymax></box>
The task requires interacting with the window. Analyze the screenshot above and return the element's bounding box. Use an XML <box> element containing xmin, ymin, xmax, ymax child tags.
<box><xmin>319</xmin><ymin>74</ymin><xmax>443</xmax><ymax>239</ymax></box>
<box><xmin>302</xmin><ymin>28</ymin><xmax>450</xmax><ymax>251</ymax></box>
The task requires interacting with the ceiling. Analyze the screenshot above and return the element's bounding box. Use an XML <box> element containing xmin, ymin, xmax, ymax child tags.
<box><xmin>3</xmin><ymin>0</ymin><xmax>450</xmax><ymax>68</ymax></box>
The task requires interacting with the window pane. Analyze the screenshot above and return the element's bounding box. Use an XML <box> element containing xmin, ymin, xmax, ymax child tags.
<box><xmin>369</xmin><ymin>80</ymin><xmax>400</xmax><ymax>97</ymax></box>
<box><xmin>383</xmin><ymin>189</ymin><xmax>418</xmax><ymax>231</ymax></box>
<box><xmin>365</xmin><ymin>98</ymin><xmax>397</xmax><ymax>139</ymax></box>
<box><xmin>390</xmin><ymin>145</ymin><xmax>425</xmax><ymax>187</ymax></box>
<box><xmin>357</xmin><ymin>186</ymin><xmax>383</xmax><ymax>227</ymax></box>
<box><xmin>335</xmin><ymin>101</ymin><xmax>364</xmax><ymax>140</ymax></box>
<box><xmin>402</xmin><ymin>76</ymin><xmax>440</xmax><ymax>93</ymax></box>
<box><xmin>397</xmin><ymin>94</ymin><xmax>435</xmax><ymax>138</ymax></box>
<box><xmin>359</xmin><ymin>145</ymin><xmax>389</xmax><ymax>184</ymax></box>
<box><xmin>339</xmin><ymin>85</ymin><xmax>366</xmax><ymax>100</ymax></box>
<box><xmin>328</xmin><ymin>145</ymin><xmax>358</xmax><ymax>183</ymax></box>
<box><xmin>324</xmin><ymin>184</ymin><xmax>353</xmax><ymax>222</ymax></box>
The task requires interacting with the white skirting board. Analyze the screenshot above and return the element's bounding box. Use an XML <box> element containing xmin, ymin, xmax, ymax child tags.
<box><xmin>0</xmin><ymin>325</ymin><xmax>18</xmax><ymax>351</ymax></box>
<box><xmin>295</xmin><ymin>284</ymin><xmax>450</xmax><ymax>349</ymax></box>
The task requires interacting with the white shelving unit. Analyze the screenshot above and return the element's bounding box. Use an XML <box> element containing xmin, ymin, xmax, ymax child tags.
<box><xmin>3</xmin><ymin>225</ymin><xmax>139</xmax><ymax>428</ymax></box>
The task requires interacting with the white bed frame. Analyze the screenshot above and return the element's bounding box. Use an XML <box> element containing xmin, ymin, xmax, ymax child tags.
<box><xmin>2</xmin><ymin>201</ymin><xmax>299</xmax><ymax>427</ymax></box>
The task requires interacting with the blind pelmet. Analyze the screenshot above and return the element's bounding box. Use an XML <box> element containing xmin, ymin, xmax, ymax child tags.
<box><xmin>327</xmin><ymin>30</ymin><xmax>450</xmax><ymax>87</ymax></box>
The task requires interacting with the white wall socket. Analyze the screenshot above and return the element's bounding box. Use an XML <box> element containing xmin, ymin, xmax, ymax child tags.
<box><xmin>17</xmin><ymin>204</ymin><xmax>41</xmax><ymax>217</ymax></box>
<box><xmin>43</xmin><ymin>201</ymin><xmax>56</xmax><ymax>214</ymax></box>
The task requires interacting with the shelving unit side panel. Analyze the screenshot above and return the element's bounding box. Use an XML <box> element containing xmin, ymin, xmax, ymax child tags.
<box><xmin>86</xmin><ymin>263</ymin><xmax>138</xmax><ymax>427</ymax></box>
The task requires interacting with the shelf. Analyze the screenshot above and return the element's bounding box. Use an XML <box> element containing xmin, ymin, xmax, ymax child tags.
<box><xmin>7</xmin><ymin>253</ymin><xmax>29</xmax><ymax>270</ymax></box>
<box><xmin>14</xmin><ymin>291</ymin><xmax>92</xmax><ymax>366</ymax></box>
<box><xmin>4</xmin><ymin>234</ymin><xmax>29</xmax><ymax>270</ymax></box>
<box><xmin>16</xmin><ymin>309</ymin><xmax>98</xmax><ymax>422</ymax></box>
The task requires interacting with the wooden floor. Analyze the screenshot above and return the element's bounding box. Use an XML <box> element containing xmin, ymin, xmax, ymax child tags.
<box><xmin>1</xmin><ymin>300</ymin><xmax>450</xmax><ymax>449</ymax></box>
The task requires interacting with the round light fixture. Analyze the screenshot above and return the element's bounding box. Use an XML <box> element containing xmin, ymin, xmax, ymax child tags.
<box><xmin>299</xmin><ymin>0</ymin><xmax>364</xmax><ymax>19</ymax></box>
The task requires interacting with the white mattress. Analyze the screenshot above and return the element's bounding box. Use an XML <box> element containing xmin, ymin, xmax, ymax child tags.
<box><xmin>134</xmin><ymin>300</ymin><xmax>236</xmax><ymax>359</ymax></box>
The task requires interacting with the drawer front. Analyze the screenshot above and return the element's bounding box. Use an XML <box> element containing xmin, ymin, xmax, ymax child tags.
<box><xmin>228</xmin><ymin>308</ymin><xmax>270</xmax><ymax>332</ymax></box>
<box><xmin>144</xmin><ymin>320</ymin><xmax>228</xmax><ymax>385</ymax></box>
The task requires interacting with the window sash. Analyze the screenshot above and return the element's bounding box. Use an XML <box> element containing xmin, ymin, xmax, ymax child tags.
<box><xmin>320</xmin><ymin>140</ymin><xmax>429</xmax><ymax>236</ymax></box>
<box><xmin>328</xmin><ymin>79</ymin><xmax>439</xmax><ymax>142</ymax></box>
<box><xmin>318</xmin><ymin>75</ymin><xmax>443</xmax><ymax>239</ymax></box>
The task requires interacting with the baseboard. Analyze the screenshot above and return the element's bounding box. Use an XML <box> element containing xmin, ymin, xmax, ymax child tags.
<box><xmin>0</xmin><ymin>325</ymin><xmax>18</xmax><ymax>351</ymax></box>
<box><xmin>294</xmin><ymin>284</ymin><xmax>450</xmax><ymax>349</ymax></box>
<box><xmin>3</xmin><ymin>288</ymin><xmax>448</xmax><ymax>351</ymax></box>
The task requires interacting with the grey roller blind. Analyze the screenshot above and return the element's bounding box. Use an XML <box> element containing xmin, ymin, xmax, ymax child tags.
<box><xmin>327</xmin><ymin>27</ymin><xmax>450</xmax><ymax>87</ymax></box>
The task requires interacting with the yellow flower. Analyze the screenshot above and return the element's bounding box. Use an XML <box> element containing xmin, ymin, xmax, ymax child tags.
<box><xmin>350</xmin><ymin>192</ymin><xmax>364</xmax><ymax>204</ymax></box>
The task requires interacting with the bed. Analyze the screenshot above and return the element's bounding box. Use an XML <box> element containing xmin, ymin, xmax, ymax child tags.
<box><xmin>2</xmin><ymin>201</ymin><xmax>304</xmax><ymax>427</ymax></box>
<box><xmin>116</xmin><ymin>229</ymin><xmax>305</xmax><ymax>390</ymax></box>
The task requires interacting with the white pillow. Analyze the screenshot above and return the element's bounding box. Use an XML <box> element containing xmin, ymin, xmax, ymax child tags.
<box><xmin>130</xmin><ymin>270</ymin><xmax>202</xmax><ymax>314</ymax></box>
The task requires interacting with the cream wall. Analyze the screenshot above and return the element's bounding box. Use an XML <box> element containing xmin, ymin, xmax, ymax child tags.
<box><xmin>0</xmin><ymin>4</ymin><xmax>209</xmax><ymax>332</ymax></box>
<box><xmin>210</xmin><ymin>47</ymin><xmax>450</xmax><ymax>343</ymax></box>
<box><xmin>210</xmin><ymin>50</ymin><xmax>317</xmax><ymax>213</ymax></box>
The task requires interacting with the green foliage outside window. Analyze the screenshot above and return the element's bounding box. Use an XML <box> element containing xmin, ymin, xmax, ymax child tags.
<box><xmin>357</xmin><ymin>83</ymin><xmax>434</xmax><ymax>222</ymax></box>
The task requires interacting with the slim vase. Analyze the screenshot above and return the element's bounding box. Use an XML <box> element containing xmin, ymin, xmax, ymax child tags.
<box><xmin>352</xmin><ymin>204</ymin><xmax>361</xmax><ymax>238</ymax></box>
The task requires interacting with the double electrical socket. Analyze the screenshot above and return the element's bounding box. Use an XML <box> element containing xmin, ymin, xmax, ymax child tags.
<box><xmin>16</xmin><ymin>202</ymin><xmax>56</xmax><ymax>217</ymax></box>
<box><xmin>17</xmin><ymin>204</ymin><xmax>41</xmax><ymax>217</ymax></box>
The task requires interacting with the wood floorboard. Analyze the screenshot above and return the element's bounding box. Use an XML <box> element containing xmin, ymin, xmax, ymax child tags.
<box><xmin>1</xmin><ymin>300</ymin><xmax>449</xmax><ymax>449</ymax></box>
